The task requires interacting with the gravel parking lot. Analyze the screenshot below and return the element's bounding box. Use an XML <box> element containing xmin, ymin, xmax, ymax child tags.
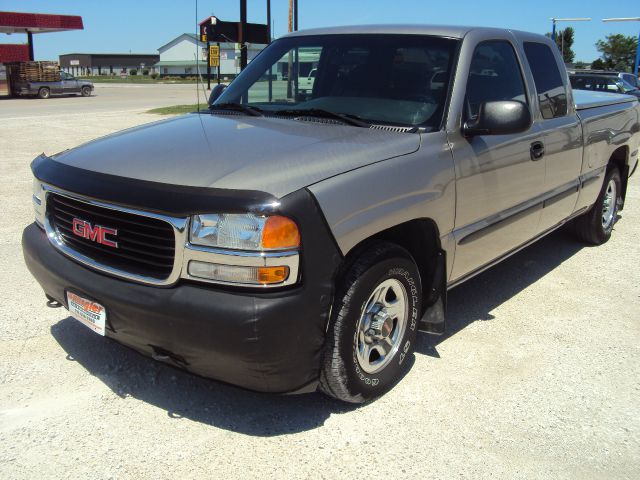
<box><xmin>1</xmin><ymin>84</ymin><xmax>639</xmax><ymax>479</ymax></box>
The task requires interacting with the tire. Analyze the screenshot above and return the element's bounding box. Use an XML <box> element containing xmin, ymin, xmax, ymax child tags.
<box><xmin>38</xmin><ymin>87</ymin><xmax>50</xmax><ymax>99</ymax></box>
<box><xmin>574</xmin><ymin>167</ymin><xmax>622</xmax><ymax>245</ymax></box>
<box><xmin>319</xmin><ymin>241</ymin><xmax>422</xmax><ymax>403</ymax></box>
<box><xmin>81</xmin><ymin>86</ymin><xmax>91</xmax><ymax>97</ymax></box>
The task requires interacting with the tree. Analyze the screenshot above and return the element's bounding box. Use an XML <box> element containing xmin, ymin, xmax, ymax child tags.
<box><xmin>574</xmin><ymin>61</ymin><xmax>588</xmax><ymax>69</ymax></box>
<box><xmin>545</xmin><ymin>27</ymin><xmax>576</xmax><ymax>63</ymax></box>
<box><xmin>591</xmin><ymin>58</ymin><xmax>606</xmax><ymax>70</ymax></box>
<box><xmin>595</xmin><ymin>34</ymin><xmax>638</xmax><ymax>72</ymax></box>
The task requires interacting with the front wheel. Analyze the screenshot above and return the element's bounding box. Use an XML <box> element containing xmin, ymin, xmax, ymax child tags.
<box><xmin>80</xmin><ymin>86</ymin><xmax>91</xmax><ymax>97</ymax></box>
<box><xmin>574</xmin><ymin>167</ymin><xmax>622</xmax><ymax>245</ymax></box>
<box><xmin>319</xmin><ymin>241</ymin><xmax>422</xmax><ymax>403</ymax></box>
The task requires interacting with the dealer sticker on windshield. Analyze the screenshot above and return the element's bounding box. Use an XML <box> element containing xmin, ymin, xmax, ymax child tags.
<box><xmin>66</xmin><ymin>291</ymin><xmax>106</xmax><ymax>336</ymax></box>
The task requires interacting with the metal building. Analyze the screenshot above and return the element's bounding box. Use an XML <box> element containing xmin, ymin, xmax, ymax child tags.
<box><xmin>59</xmin><ymin>53</ymin><xmax>160</xmax><ymax>76</ymax></box>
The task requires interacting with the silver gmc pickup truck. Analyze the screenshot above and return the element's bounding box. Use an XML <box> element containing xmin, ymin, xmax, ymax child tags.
<box><xmin>23</xmin><ymin>25</ymin><xmax>640</xmax><ymax>403</ymax></box>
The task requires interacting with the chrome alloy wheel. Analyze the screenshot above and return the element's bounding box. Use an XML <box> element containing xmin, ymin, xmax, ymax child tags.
<box><xmin>602</xmin><ymin>179</ymin><xmax>617</xmax><ymax>229</ymax></box>
<box><xmin>355</xmin><ymin>278</ymin><xmax>409</xmax><ymax>374</ymax></box>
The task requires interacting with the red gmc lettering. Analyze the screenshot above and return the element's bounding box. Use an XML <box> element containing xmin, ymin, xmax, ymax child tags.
<box><xmin>72</xmin><ymin>218</ymin><xmax>118</xmax><ymax>248</ymax></box>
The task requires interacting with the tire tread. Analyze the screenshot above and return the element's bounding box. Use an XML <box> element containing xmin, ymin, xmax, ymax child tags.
<box><xmin>319</xmin><ymin>241</ymin><xmax>416</xmax><ymax>403</ymax></box>
<box><xmin>574</xmin><ymin>167</ymin><xmax>621</xmax><ymax>245</ymax></box>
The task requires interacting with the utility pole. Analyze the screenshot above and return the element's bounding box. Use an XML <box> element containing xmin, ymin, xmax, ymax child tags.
<box><xmin>267</xmin><ymin>0</ymin><xmax>272</xmax><ymax>101</ymax></box>
<box><xmin>240</xmin><ymin>0</ymin><xmax>247</xmax><ymax>70</ymax></box>
<box><xmin>267</xmin><ymin>0</ymin><xmax>271</xmax><ymax>41</ymax></box>
<box><xmin>287</xmin><ymin>0</ymin><xmax>293</xmax><ymax>98</ymax></box>
<box><xmin>288</xmin><ymin>0</ymin><xmax>293</xmax><ymax>33</ymax></box>
<box><xmin>293</xmin><ymin>0</ymin><xmax>298</xmax><ymax>96</ymax></box>
<box><xmin>602</xmin><ymin>17</ymin><xmax>640</xmax><ymax>76</ymax></box>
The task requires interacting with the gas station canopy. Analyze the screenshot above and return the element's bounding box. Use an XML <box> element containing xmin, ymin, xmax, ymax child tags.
<box><xmin>0</xmin><ymin>11</ymin><xmax>84</xmax><ymax>63</ymax></box>
<box><xmin>0</xmin><ymin>11</ymin><xmax>83</xmax><ymax>34</ymax></box>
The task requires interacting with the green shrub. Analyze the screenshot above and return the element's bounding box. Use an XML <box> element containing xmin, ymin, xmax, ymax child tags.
<box><xmin>129</xmin><ymin>69</ymin><xmax>137</xmax><ymax>76</ymax></box>
<box><xmin>142</xmin><ymin>69</ymin><xmax>150</xmax><ymax>76</ymax></box>
<box><xmin>150</xmin><ymin>72</ymin><xmax>159</xmax><ymax>79</ymax></box>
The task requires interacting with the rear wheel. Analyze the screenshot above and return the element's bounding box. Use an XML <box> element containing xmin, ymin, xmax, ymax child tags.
<box><xmin>38</xmin><ymin>87</ymin><xmax>50</xmax><ymax>99</ymax></box>
<box><xmin>81</xmin><ymin>86</ymin><xmax>91</xmax><ymax>97</ymax></box>
<box><xmin>574</xmin><ymin>167</ymin><xmax>622</xmax><ymax>245</ymax></box>
<box><xmin>319</xmin><ymin>241</ymin><xmax>422</xmax><ymax>403</ymax></box>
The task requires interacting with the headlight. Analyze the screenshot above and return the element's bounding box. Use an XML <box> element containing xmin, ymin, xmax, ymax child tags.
<box><xmin>33</xmin><ymin>178</ymin><xmax>45</xmax><ymax>227</ymax></box>
<box><xmin>186</xmin><ymin>213</ymin><xmax>301</xmax><ymax>287</ymax></box>
<box><xmin>190</xmin><ymin>213</ymin><xmax>300</xmax><ymax>251</ymax></box>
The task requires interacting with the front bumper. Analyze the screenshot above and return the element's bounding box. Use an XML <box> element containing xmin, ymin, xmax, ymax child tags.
<box><xmin>23</xmin><ymin>213</ymin><xmax>338</xmax><ymax>393</ymax></box>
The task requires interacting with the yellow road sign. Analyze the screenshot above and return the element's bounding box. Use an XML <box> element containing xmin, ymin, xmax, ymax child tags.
<box><xmin>209</xmin><ymin>45</ymin><xmax>220</xmax><ymax>67</ymax></box>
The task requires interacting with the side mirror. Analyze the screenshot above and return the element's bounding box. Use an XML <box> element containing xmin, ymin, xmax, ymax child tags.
<box><xmin>463</xmin><ymin>101</ymin><xmax>531</xmax><ymax>136</ymax></box>
<box><xmin>208</xmin><ymin>84</ymin><xmax>227</xmax><ymax>105</ymax></box>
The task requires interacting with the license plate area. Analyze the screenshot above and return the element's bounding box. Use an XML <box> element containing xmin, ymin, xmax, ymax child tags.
<box><xmin>66</xmin><ymin>291</ymin><xmax>106</xmax><ymax>336</ymax></box>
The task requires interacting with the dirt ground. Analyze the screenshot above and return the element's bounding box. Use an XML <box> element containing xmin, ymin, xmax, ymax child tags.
<box><xmin>1</xmin><ymin>85</ymin><xmax>639</xmax><ymax>479</ymax></box>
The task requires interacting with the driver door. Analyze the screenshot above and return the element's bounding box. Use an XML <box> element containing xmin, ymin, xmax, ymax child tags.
<box><xmin>61</xmin><ymin>72</ymin><xmax>80</xmax><ymax>93</ymax></box>
<box><xmin>447</xmin><ymin>38</ymin><xmax>544</xmax><ymax>281</ymax></box>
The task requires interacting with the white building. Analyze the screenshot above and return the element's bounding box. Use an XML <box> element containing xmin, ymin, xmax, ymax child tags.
<box><xmin>156</xmin><ymin>33</ymin><xmax>266</xmax><ymax>78</ymax></box>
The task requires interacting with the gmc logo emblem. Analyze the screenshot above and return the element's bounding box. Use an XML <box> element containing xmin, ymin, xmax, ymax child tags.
<box><xmin>72</xmin><ymin>218</ymin><xmax>118</xmax><ymax>248</ymax></box>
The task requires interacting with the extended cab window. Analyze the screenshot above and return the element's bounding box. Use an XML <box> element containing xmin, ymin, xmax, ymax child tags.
<box><xmin>466</xmin><ymin>40</ymin><xmax>527</xmax><ymax>118</ymax></box>
<box><xmin>523</xmin><ymin>42</ymin><xmax>568</xmax><ymax>119</ymax></box>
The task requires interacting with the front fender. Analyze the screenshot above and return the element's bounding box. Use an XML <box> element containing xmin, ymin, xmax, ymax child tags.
<box><xmin>308</xmin><ymin>131</ymin><xmax>456</xmax><ymax>258</ymax></box>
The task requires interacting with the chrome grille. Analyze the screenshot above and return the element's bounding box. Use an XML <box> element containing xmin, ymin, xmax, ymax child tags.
<box><xmin>47</xmin><ymin>193</ymin><xmax>176</xmax><ymax>280</ymax></box>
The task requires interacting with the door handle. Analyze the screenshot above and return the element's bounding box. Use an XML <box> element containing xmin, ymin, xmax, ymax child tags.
<box><xmin>530</xmin><ymin>141</ymin><xmax>545</xmax><ymax>161</ymax></box>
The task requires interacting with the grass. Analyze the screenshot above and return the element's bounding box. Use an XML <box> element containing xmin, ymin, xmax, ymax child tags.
<box><xmin>78</xmin><ymin>76</ymin><xmax>198</xmax><ymax>84</ymax></box>
<box><xmin>146</xmin><ymin>104</ymin><xmax>208</xmax><ymax>115</ymax></box>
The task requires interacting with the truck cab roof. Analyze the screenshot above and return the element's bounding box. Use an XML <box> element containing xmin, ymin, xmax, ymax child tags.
<box><xmin>284</xmin><ymin>24</ymin><xmax>550</xmax><ymax>43</ymax></box>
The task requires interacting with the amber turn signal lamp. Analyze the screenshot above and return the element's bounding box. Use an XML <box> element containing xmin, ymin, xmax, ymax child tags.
<box><xmin>261</xmin><ymin>215</ymin><xmax>301</xmax><ymax>249</ymax></box>
<box><xmin>257</xmin><ymin>266</ymin><xmax>290</xmax><ymax>284</ymax></box>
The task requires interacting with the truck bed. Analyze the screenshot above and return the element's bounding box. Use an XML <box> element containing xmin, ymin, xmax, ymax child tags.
<box><xmin>573</xmin><ymin>89</ymin><xmax>638</xmax><ymax>110</ymax></box>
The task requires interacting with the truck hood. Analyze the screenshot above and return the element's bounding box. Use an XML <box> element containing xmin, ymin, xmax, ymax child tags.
<box><xmin>52</xmin><ymin>113</ymin><xmax>420</xmax><ymax>198</ymax></box>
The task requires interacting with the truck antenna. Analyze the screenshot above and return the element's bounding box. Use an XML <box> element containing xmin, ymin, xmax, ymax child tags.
<box><xmin>195</xmin><ymin>0</ymin><xmax>200</xmax><ymax>113</ymax></box>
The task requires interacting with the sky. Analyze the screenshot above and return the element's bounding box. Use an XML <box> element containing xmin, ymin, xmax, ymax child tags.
<box><xmin>0</xmin><ymin>0</ymin><xmax>638</xmax><ymax>62</ymax></box>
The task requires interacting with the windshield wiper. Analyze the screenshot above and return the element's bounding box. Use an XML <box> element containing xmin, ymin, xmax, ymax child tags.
<box><xmin>209</xmin><ymin>102</ymin><xmax>263</xmax><ymax>117</ymax></box>
<box><xmin>273</xmin><ymin>108</ymin><xmax>371</xmax><ymax>127</ymax></box>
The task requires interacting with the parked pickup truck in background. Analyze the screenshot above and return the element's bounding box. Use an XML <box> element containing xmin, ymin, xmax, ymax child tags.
<box><xmin>13</xmin><ymin>71</ymin><xmax>94</xmax><ymax>99</ymax></box>
<box><xmin>569</xmin><ymin>69</ymin><xmax>639</xmax><ymax>90</ymax></box>
<box><xmin>23</xmin><ymin>25</ymin><xmax>639</xmax><ymax>403</ymax></box>
<box><xmin>570</xmin><ymin>73</ymin><xmax>640</xmax><ymax>99</ymax></box>
<box><xmin>298</xmin><ymin>68</ymin><xmax>317</xmax><ymax>94</ymax></box>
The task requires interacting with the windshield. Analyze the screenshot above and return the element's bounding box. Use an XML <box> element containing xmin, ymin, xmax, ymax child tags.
<box><xmin>618</xmin><ymin>79</ymin><xmax>638</xmax><ymax>93</ymax></box>
<box><xmin>621</xmin><ymin>74</ymin><xmax>638</xmax><ymax>89</ymax></box>
<box><xmin>215</xmin><ymin>34</ymin><xmax>459</xmax><ymax>129</ymax></box>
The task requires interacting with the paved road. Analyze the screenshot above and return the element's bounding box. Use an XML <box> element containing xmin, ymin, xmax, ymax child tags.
<box><xmin>0</xmin><ymin>83</ymin><xmax>202</xmax><ymax>118</ymax></box>
<box><xmin>0</xmin><ymin>85</ymin><xmax>638</xmax><ymax>479</ymax></box>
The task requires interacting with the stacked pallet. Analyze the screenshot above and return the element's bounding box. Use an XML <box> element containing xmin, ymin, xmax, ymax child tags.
<box><xmin>15</xmin><ymin>61</ymin><xmax>61</xmax><ymax>82</ymax></box>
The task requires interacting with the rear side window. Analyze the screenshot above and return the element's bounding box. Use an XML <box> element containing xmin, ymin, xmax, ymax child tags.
<box><xmin>523</xmin><ymin>42</ymin><xmax>568</xmax><ymax>119</ymax></box>
<box><xmin>466</xmin><ymin>40</ymin><xmax>528</xmax><ymax>118</ymax></box>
